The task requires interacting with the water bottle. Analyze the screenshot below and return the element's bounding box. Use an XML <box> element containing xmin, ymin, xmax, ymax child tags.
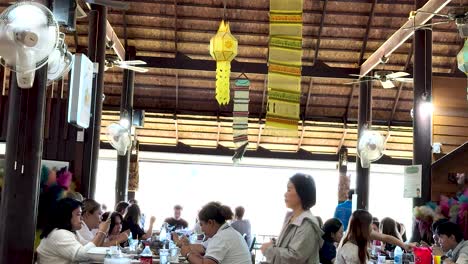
<box><xmin>394</xmin><ymin>246</ymin><xmax>403</xmax><ymax>264</ymax></box>
<box><xmin>140</xmin><ymin>244</ymin><xmax>153</xmax><ymax>264</ymax></box>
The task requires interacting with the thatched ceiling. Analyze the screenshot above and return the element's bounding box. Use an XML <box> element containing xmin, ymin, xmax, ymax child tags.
<box><xmin>2</xmin><ymin>0</ymin><xmax>468</xmax><ymax>162</ymax></box>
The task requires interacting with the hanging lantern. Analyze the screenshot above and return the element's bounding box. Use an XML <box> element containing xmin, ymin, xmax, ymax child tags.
<box><xmin>210</xmin><ymin>20</ymin><xmax>238</xmax><ymax>105</ymax></box>
<box><xmin>456</xmin><ymin>38</ymin><xmax>468</xmax><ymax>101</ymax></box>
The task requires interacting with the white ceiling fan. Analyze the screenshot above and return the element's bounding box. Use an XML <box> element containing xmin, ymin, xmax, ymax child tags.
<box><xmin>346</xmin><ymin>70</ymin><xmax>413</xmax><ymax>89</ymax></box>
<box><xmin>105</xmin><ymin>54</ymin><xmax>148</xmax><ymax>73</ymax></box>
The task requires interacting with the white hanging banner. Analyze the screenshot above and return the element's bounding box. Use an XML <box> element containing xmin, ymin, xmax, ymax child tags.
<box><xmin>404</xmin><ymin>165</ymin><xmax>422</xmax><ymax>198</ymax></box>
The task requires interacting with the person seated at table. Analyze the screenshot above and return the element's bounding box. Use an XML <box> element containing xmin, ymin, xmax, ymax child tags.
<box><xmin>231</xmin><ymin>206</ymin><xmax>252</xmax><ymax>247</ymax></box>
<box><xmin>336</xmin><ymin>210</ymin><xmax>373</xmax><ymax>264</ymax></box>
<box><xmin>76</xmin><ymin>199</ymin><xmax>103</xmax><ymax>244</ymax></box>
<box><xmin>320</xmin><ymin>218</ymin><xmax>344</xmax><ymax>264</ymax></box>
<box><xmin>165</xmin><ymin>204</ymin><xmax>189</xmax><ymax>230</ymax></box>
<box><xmin>115</xmin><ymin>201</ymin><xmax>129</xmax><ymax>216</ymax></box>
<box><xmin>179</xmin><ymin>202</ymin><xmax>251</xmax><ymax>264</ymax></box>
<box><xmin>36</xmin><ymin>198</ymin><xmax>110</xmax><ymax>264</ymax></box>
<box><xmin>380</xmin><ymin>217</ymin><xmax>403</xmax><ymax>253</ymax></box>
<box><xmin>101</xmin><ymin>211</ymin><xmax>130</xmax><ymax>247</ymax></box>
<box><xmin>434</xmin><ymin>221</ymin><xmax>468</xmax><ymax>264</ymax></box>
<box><xmin>122</xmin><ymin>203</ymin><xmax>155</xmax><ymax>240</ymax></box>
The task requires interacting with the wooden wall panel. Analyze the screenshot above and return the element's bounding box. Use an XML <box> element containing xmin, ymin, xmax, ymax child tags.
<box><xmin>433</xmin><ymin>76</ymin><xmax>468</xmax><ymax>154</ymax></box>
<box><xmin>432</xmin><ymin>77</ymin><xmax>468</xmax><ymax>200</ymax></box>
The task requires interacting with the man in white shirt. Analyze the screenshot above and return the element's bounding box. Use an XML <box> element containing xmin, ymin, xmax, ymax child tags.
<box><xmin>435</xmin><ymin>222</ymin><xmax>468</xmax><ymax>264</ymax></box>
<box><xmin>76</xmin><ymin>199</ymin><xmax>102</xmax><ymax>245</ymax></box>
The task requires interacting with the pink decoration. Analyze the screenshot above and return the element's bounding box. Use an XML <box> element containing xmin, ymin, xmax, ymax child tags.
<box><xmin>56</xmin><ymin>170</ymin><xmax>72</xmax><ymax>190</ymax></box>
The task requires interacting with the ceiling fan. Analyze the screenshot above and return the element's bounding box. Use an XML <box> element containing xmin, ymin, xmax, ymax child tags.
<box><xmin>346</xmin><ymin>70</ymin><xmax>413</xmax><ymax>89</ymax></box>
<box><xmin>105</xmin><ymin>54</ymin><xmax>148</xmax><ymax>73</ymax></box>
<box><xmin>404</xmin><ymin>6</ymin><xmax>468</xmax><ymax>38</ymax></box>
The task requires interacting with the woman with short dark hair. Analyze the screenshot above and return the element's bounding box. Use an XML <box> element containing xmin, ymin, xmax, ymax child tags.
<box><xmin>320</xmin><ymin>218</ymin><xmax>344</xmax><ymax>264</ymax></box>
<box><xmin>180</xmin><ymin>202</ymin><xmax>251</xmax><ymax>264</ymax></box>
<box><xmin>37</xmin><ymin>198</ymin><xmax>110</xmax><ymax>264</ymax></box>
<box><xmin>260</xmin><ymin>173</ymin><xmax>324</xmax><ymax>264</ymax></box>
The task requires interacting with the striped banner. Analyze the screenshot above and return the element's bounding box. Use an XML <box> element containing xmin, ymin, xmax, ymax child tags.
<box><xmin>232</xmin><ymin>78</ymin><xmax>250</xmax><ymax>163</ymax></box>
<box><xmin>265</xmin><ymin>0</ymin><xmax>303</xmax><ymax>137</ymax></box>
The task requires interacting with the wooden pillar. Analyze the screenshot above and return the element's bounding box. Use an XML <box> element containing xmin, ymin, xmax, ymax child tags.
<box><xmin>0</xmin><ymin>66</ymin><xmax>48</xmax><ymax>262</ymax></box>
<box><xmin>116</xmin><ymin>47</ymin><xmax>136</xmax><ymax>203</ymax></box>
<box><xmin>82</xmin><ymin>4</ymin><xmax>107</xmax><ymax>198</ymax></box>
<box><xmin>413</xmin><ymin>1</ymin><xmax>433</xmax><ymax>207</ymax></box>
<box><xmin>356</xmin><ymin>79</ymin><xmax>372</xmax><ymax>210</ymax></box>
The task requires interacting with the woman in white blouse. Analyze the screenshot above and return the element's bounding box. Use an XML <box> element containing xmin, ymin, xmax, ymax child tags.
<box><xmin>37</xmin><ymin>198</ymin><xmax>110</xmax><ymax>264</ymax></box>
<box><xmin>335</xmin><ymin>210</ymin><xmax>373</xmax><ymax>264</ymax></box>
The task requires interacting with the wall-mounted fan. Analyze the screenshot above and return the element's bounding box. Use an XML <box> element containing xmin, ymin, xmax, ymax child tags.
<box><xmin>0</xmin><ymin>2</ymin><xmax>59</xmax><ymax>88</ymax></box>
<box><xmin>105</xmin><ymin>54</ymin><xmax>148</xmax><ymax>73</ymax></box>
<box><xmin>357</xmin><ymin>128</ymin><xmax>385</xmax><ymax>168</ymax></box>
<box><xmin>405</xmin><ymin>7</ymin><xmax>468</xmax><ymax>38</ymax></box>
<box><xmin>106</xmin><ymin>123</ymin><xmax>132</xmax><ymax>156</ymax></box>
<box><xmin>346</xmin><ymin>70</ymin><xmax>413</xmax><ymax>89</ymax></box>
<box><xmin>47</xmin><ymin>33</ymin><xmax>73</xmax><ymax>85</ymax></box>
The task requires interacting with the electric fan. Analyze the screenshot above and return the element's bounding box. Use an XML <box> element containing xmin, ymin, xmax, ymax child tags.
<box><xmin>106</xmin><ymin>123</ymin><xmax>132</xmax><ymax>156</ymax></box>
<box><xmin>357</xmin><ymin>128</ymin><xmax>385</xmax><ymax>168</ymax></box>
<box><xmin>47</xmin><ymin>33</ymin><xmax>72</xmax><ymax>85</ymax></box>
<box><xmin>0</xmin><ymin>2</ymin><xmax>59</xmax><ymax>88</ymax></box>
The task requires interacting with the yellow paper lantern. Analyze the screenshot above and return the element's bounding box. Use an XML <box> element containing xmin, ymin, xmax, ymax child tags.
<box><xmin>210</xmin><ymin>20</ymin><xmax>238</xmax><ymax>105</ymax></box>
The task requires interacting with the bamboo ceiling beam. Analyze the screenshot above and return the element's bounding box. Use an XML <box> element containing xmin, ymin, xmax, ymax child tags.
<box><xmin>388</xmin><ymin>44</ymin><xmax>414</xmax><ymax>127</ymax></box>
<box><xmin>256</xmin><ymin>78</ymin><xmax>267</xmax><ymax>150</ymax></box>
<box><xmin>297</xmin><ymin>79</ymin><xmax>313</xmax><ymax>152</ymax></box>
<box><xmin>358</xmin><ymin>0</ymin><xmax>377</xmax><ymax>66</ymax></box>
<box><xmin>359</xmin><ymin>0</ymin><xmax>452</xmax><ymax>76</ymax></box>
<box><xmin>312</xmin><ymin>0</ymin><xmax>328</xmax><ymax>66</ymax></box>
<box><xmin>83</xmin><ymin>1</ymin><xmax>126</xmax><ymax>60</ymax></box>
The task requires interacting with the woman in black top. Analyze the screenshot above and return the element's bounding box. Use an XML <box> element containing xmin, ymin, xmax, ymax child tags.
<box><xmin>320</xmin><ymin>218</ymin><xmax>344</xmax><ymax>264</ymax></box>
<box><xmin>380</xmin><ymin>217</ymin><xmax>402</xmax><ymax>253</ymax></box>
<box><xmin>122</xmin><ymin>203</ymin><xmax>155</xmax><ymax>240</ymax></box>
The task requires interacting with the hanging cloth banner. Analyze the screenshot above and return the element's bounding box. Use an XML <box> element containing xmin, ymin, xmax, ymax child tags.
<box><xmin>128</xmin><ymin>141</ymin><xmax>139</xmax><ymax>192</ymax></box>
<box><xmin>265</xmin><ymin>0</ymin><xmax>303</xmax><ymax>136</ymax></box>
<box><xmin>232</xmin><ymin>78</ymin><xmax>250</xmax><ymax>163</ymax></box>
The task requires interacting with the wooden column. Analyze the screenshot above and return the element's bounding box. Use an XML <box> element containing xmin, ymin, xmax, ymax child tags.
<box><xmin>412</xmin><ymin>25</ymin><xmax>433</xmax><ymax>206</ymax></box>
<box><xmin>0</xmin><ymin>66</ymin><xmax>48</xmax><ymax>262</ymax></box>
<box><xmin>116</xmin><ymin>47</ymin><xmax>135</xmax><ymax>203</ymax></box>
<box><xmin>82</xmin><ymin>4</ymin><xmax>107</xmax><ymax>198</ymax></box>
<box><xmin>356</xmin><ymin>79</ymin><xmax>372</xmax><ymax>210</ymax></box>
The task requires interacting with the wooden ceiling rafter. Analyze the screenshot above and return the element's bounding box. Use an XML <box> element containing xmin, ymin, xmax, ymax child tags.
<box><xmin>256</xmin><ymin>77</ymin><xmax>268</xmax><ymax>150</ymax></box>
<box><xmin>312</xmin><ymin>0</ymin><xmax>328</xmax><ymax>66</ymax></box>
<box><xmin>388</xmin><ymin>44</ymin><xmax>414</xmax><ymax>128</ymax></box>
<box><xmin>359</xmin><ymin>0</ymin><xmax>453</xmax><ymax>76</ymax></box>
<box><xmin>174</xmin><ymin>71</ymin><xmax>179</xmax><ymax>145</ymax></box>
<box><xmin>358</xmin><ymin>0</ymin><xmax>377</xmax><ymax>66</ymax></box>
<box><xmin>297</xmin><ymin>79</ymin><xmax>314</xmax><ymax>152</ymax></box>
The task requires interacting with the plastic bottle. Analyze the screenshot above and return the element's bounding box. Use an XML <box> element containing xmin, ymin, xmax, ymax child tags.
<box><xmin>394</xmin><ymin>246</ymin><xmax>403</xmax><ymax>264</ymax></box>
<box><xmin>140</xmin><ymin>244</ymin><xmax>153</xmax><ymax>264</ymax></box>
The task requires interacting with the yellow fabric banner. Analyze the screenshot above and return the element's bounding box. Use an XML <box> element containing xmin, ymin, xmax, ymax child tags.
<box><xmin>266</xmin><ymin>0</ymin><xmax>303</xmax><ymax>137</ymax></box>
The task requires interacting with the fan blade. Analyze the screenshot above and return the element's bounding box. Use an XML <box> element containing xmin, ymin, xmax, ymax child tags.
<box><xmin>386</xmin><ymin>71</ymin><xmax>410</xmax><ymax>79</ymax></box>
<box><xmin>380</xmin><ymin>80</ymin><xmax>395</xmax><ymax>89</ymax></box>
<box><xmin>403</xmin><ymin>20</ymin><xmax>451</xmax><ymax>30</ymax></box>
<box><xmin>343</xmin><ymin>80</ymin><xmax>364</xmax><ymax>85</ymax></box>
<box><xmin>116</xmin><ymin>60</ymin><xmax>147</xmax><ymax>65</ymax></box>
<box><xmin>410</xmin><ymin>10</ymin><xmax>451</xmax><ymax>19</ymax></box>
<box><xmin>86</xmin><ymin>0</ymin><xmax>129</xmax><ymax>10</ymax></box>
<box><xmin>394</xmin><ymin>77</ymin><xmax>413</xmax><ymax>83</ymax></box>
<box><xmin>118</xmin><ymin>64</ymin><xmax>149</xmax><ymax>73</ymax></box>
<box><xmin>349</xmin><ymin>74</ymin><xmax>365</xmax><ymax>77</ymax></box>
